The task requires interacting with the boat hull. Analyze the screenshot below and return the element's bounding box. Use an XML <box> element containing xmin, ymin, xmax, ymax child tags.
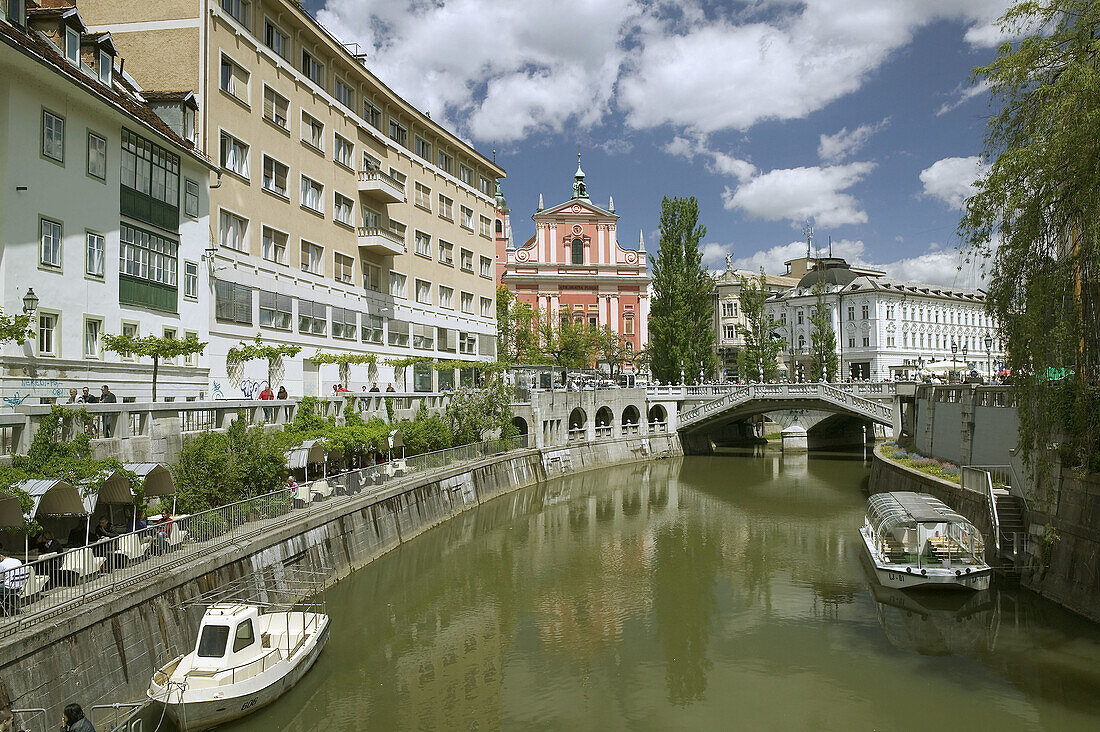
<box><xmin>860</xmin><ymin>527</ymin><xmax>991</xmax><ymax>591</ymax></box>
<box><xmin>148</xmin><ymin>617</ymin><xmax>330</xmax><ymax>731</ymax></box>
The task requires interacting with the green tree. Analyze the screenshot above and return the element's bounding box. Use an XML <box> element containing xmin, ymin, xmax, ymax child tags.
<box><xmin>736</xmin><ymin>270</ymin><xmax>784</xmax><ymax>382</ymax></box>
<box><xmin>0</xmin><ymin>307</ymin><xmax>34</xmax><ymax>345</ymax></box>
<box><xmin>103</xmin><ymin>333</ymin><xmax>208</xmax><ymax>401</ymax></box>
<box><xmin>593</xmin><ymin>326</ymin><xmax>633</xmax><ymax>380</ymax></box>
<box><xmin>808</xmin><ymin>281</ymin><xmax>839</xmax><ymax>382</ymax></box>
<box><xmin>226</xmin><ymin>336</ymin><xmax>303</xmax><ymax>390</ymax></box>
<box><xmin>649</xmin><ymin>196</ymin><xmax>716</xmax><ymax>383</ymax></box>
<box><xmin>535</xmin><ymin>312</ymin><xmax>597</xmax><ymax>368</ymax></box>
<box><xmin>309</xmin><ymin>351</ymin><xmax>378</xmax><ymax>387</ymax></box>
<box><xmin>445</xmin><ymin>381</ymin><xmax>515</xmax><ymax>445</ymax></box>
<box><xmin>496</xmin><ymin>285</ymin><xmax>539</xmax><ymax>365</ymax></box>
<box><xmin>172</xmin><ymin>416</ymin><xmax>287</xmax><ymax>512</ymax></box>
<box><xmin>961</xmin><ymin>0</ymin><xmax>1100</xmax><ymax>473</ymax></box>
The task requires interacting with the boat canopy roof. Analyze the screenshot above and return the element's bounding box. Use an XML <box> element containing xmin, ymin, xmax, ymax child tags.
<box><xmin>866</xmin><ymin>491</ymin><xmax>972</xmax><ymax>532</ymax></box>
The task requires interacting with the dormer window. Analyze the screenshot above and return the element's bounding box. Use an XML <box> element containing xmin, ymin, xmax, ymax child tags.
<box><xmin>184</xmin><ymin>106</ymin><xmax>196</xmax><ymax>144</ymax></box>
<box><xmin>65</xmin><ymin>26</ymin><xmax>80</xmax><ymax>64</ymax></box>
<box><xmin>98</xmin><ymin>49</ymin><xmax>112</xmax><ymax>84</ymax></box>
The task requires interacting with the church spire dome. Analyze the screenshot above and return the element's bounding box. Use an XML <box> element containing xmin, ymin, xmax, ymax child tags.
<box><xmin>572</xmin><ymin>150</ymin><xmax>590</xmax><ymax>201</ymax></box>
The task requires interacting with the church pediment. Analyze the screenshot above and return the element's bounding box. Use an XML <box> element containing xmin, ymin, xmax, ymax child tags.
<box><xmin>535</xmin><ymin>199</ymin><xmax>618</xmax><ymax>220</ymax></box>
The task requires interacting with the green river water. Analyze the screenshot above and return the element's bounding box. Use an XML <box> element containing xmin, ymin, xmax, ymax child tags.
<box><xmin>216</xmin><ymin>451</ymin><xmax>1100</xmax><ymax>731</ymax></box>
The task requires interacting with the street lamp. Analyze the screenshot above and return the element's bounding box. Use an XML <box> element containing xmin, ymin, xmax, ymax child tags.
<box><xmin>961</xmin><ymin>342</ymin><xmax>968</xmax><ymax>375</ymax></box>
<box><xmin>22</xmin><ymin>288</ymin><xmax>38</xmax><ymax>315</ymax></box>
<box><xmin>985</xmin><ymin>334</ymin><xmax>993</xmax><ymax>382</ymax></box>
<box><xmin>680</xmin><ymin>360</ymin><xmax>685</xmax><ymax>385</ymax></box>
<box><xmin>951</xmin><ymin>339</ymin><xmax>958</xmax><ymax>377</ymax></box>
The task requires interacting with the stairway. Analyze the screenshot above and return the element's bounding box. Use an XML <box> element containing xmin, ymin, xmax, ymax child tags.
<box><xmin>993</xmin><ymin>490</ymin><xmax>1028</xmax><ymax>563</ymax></box>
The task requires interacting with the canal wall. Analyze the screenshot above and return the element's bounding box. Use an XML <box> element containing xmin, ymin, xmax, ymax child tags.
<box><xmin>868</xmin><ymin>447</ymin><xmax>997</xmax><ymax>565</ymax></box>
<box><xmin>909</xmin><ymin>385</ymin><xmax>1019</xmax><ymax>466</ymax></box>
<box><xmin>0</xmin><ymin>433</ymin><xmax>681</xmax><ymax>718</ymax></box>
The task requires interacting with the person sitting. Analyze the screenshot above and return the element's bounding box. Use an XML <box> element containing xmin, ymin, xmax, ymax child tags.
<box><xmin>0</xmin><ymin>551</ymin><xmax>26</xmax><ymax>616</ymax></box>
<box><xmin>35</xmin><ymin>531</ymin><xmax>62</xmax><ymax>554</ymax></box>
<box><xmin>61</xmin><ymin>702</ymin><xmax>96</xmax><ymax>732</ymax></box>
<box><xmin>133</xmin><ymin>510</ymin><xmax>148</xmax><ymax>531</ymax></box>
<box><xmin>93</xmin><ymin>517</ymin><xmax>118</xmax><ymax>541</ymax></box>
<box><xmin>67</xmin><ymin>525</ymin><xmax>86</xmax><ymax>548</ymax></box>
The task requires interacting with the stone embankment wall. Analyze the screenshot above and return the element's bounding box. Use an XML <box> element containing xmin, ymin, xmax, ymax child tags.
<box><xmin>909</xmin><ymin>385</ymin><xmax>1018</xmax><ymax>466</ymax></box>
<box><xmin>1018</xmin><ymin>470</ymin><xmax>1100</xmax><ymax>624</ymax></box>
<box><xmin>0</xmin><ymin>433</ymin><xmax>681</xmax><ymax>718</ymax></box>
<box><xmin>868</xmin><ymin>447</ymin><xmax>996</xmax><ymax>564</ymax></box>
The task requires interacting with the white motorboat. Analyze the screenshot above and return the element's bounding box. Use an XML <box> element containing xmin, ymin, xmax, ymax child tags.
<box><xmin>859</xmin><ymin>491</ymin><xmax>992</xmax><ymax>591</ymax></box>
<box><xmin>148</xmin><ymin>602</ymin><xmax>329</xmax><ymax>731</ymax></box>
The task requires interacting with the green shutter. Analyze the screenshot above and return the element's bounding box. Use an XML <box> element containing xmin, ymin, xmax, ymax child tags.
<box><xmin>120</xmin><ymin>275</ymin><xmax>178</xmax><ymax>313</ymax></box>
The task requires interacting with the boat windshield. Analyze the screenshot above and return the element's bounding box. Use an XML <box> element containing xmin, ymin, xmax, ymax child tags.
<box><xmin>865</xmin><ymin>492</ymin><xmax>968</xmax><ymax>535</ymax></box>
<box><xmin>197</xmin><ymin>624</ymin><xmax>230</xmax><ymax>657</ymax></box>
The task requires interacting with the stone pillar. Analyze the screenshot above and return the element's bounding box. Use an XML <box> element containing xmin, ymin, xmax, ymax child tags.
<box><xmin>781</xmin><ymin>425</ymin><xmax>808</xmax><ymax>452</ymax></box>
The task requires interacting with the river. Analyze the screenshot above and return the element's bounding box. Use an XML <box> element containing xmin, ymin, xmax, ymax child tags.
<box><xmin>220</xmin><ymin>451</ymin><xmax>1100</xmax><ymax>731</ymax></box>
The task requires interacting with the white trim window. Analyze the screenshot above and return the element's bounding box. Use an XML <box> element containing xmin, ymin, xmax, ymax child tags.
<box><xmin>40</xmin><ymin>218</ymin><xmax>62</xmax><ymax>268</ymax></box>
<box><xmin>460</xmin><ymin>291</ymin><xmax>473</xmax><ymax>314</ymax></box>
<box><xmin>334</xmin><ymin>251</ymin><xmax>354</xmax><ymax>283</ymax></box>
<box><xmin>301</xmin><ymin>112</ymin><xmax>324</xmax><ymax>151</ymax></box>
<box><xmin>65</xmin><ymin>25</ymin><xmax>79</xmax><ymax>63</ymax></box>
<box><xmin>414</xmin><ymin>230</ymin><xmax>431</xmax><ymax>258</ymax></box>
<box><xmin>479</xmin><ymin>255</ymin><xmax>492</xmax><ymax>278</ymax></box>
<box><xmin>438</xmin><ymin>240</ymin><xmax>454</xmax><ymax>266</ymax></box>
<box><xmin>261</xmin><ymin>226</ymin><xmax>288</xmax><ymax>264</ymax></box>
<box><xmin>363</xmin><ymin>261</ymin><xmax>382</xmax><ymax>292</ymax></box>
<box><xmin>437</xmin><ymin>150</ymin><xmax>453</xmax><ymax>174</ymax></box>
<box><xmin>259</xmin><ymin>291</ymin><xmax>293</xmax><ymax>330</ymax></box>
<box><xmin>219</xmin><ymin>54</ymin><xmax>249</xmax><ymax>104</ymax></box>
<box><xmin>334</xmin><ymin>77</ymin><xmax>354</xmax><ymax>109</ymax></box>
<box><xmin>219</xmin><ymin>209</ymin><xmax>248</xmax><ymax>252</ymax></box>
<box><xmin>480</xmin><ymin>297</ymin><xmax>493</xmax><ymax>318</ymax></box>
<box><xmin>460</xmin><ymin>205</ymin><xmax>473</xmax><ymax>230</ymax></box>
<box><xmin>298</xmin><ymin>299</ymin><xmax>327</xmax><ymax>335</ymax></box>
<box><xmin>332</xmin><ymin>307</ymin><xmax>356</xmax><ymax>339</ymax></box>
<box><xmin>300</xmin><ymin>239</ymin><xmax>323</xmax><ymax>274</ymax></box>
<box><xmin>479</xmin><ymin>176</ymin><xmax>492</xmax><ymax>196</ymax></box>
<box><xmin>84</xmin><ymin>317</ymin><xmax>103</xmax><ymax>358</ymax></box>
<box><xmin>415</xmin><ymin>278</ymin><xmax>431</xmax><ymax>305</ymax></box>
<box><xmin>414</xmin><ymin>136</ymin><xmax>431</xmax><ymax>161</ymax></box>
<box><xmin>221</xmin><ymin>0</ymin><xmax>249</xmax><ymax>25</ymax></box>
<box><xmin>334</xmin><ymin>192</ymin><xmax>354</xmax><ymax>226</ymax></box>
<box><xmin>414</xmin><ymin>182</ymin><xmax>431</xmax><ymax>211</ymax></box>
<box><xmin>220</xmin><ymin>131</ymin><xmax>249</xmax><ymax>178</ymax></box>
<box><xmin>98</xmin><ymin>50</ymin><xmax>112</xmax><ymax>84</ymax></box>
<box><xmin>363</xmin><ymin>100</ymin><xmax>382</xmax><ymax>130</ymax></box>
<box><xmin>388</xmin><ymin>119</ymin><xmax>407</xmax><ymax>147</ymax></box>
<box><xmin>262</xmin><ymin>155</ymin><xmax>288</xmax><ymax>197</ymax></box>
<box><xmin>334</xmin><ymin>133</ymin><xmax>353</xmax><ymax>169</ymax></box>
<box><xmin>85</xmin><ymin>231</ymin><xmax>105</xmax><ymax>277</ymax></box>
<box><xmin>87</xmin><ymin>131</ymin><xmax>107</xmax><ymax>180</ymax></box>
<box><xmin>437</xmin><ymin>194</ymin><xmax>453</xmax><ymax>221</ymax></box>
<box><xmin>38</xmin><ymin>313</ymin><xmax>57</xmax><ymax>357</ymax></box>
<box><xmin>361</xmin><ymin>312</ymin><xmax>383</xmax><ymax>344</ymax></box>
<box><xmin>439</xmin><ymin>286</ymin><xmax>454</xmax><ymax>310</ymax></box>
<box><xmin>184</xmin><ymin>260</ymin><xmax>199</xmax><ymax>299</ymax></box>
<box><xmin>263</xmin><ymin>85</ymin><xmax>289</xmax><ymax>129</ymax></box>
<box><xmin>264</xmin><ymin>18</ymin><xmax>289</xmax><ymax>59</ymax></box>
<box><xmin>184</xmin><ymin>178</ymin><xmax>200</xmax><ymax>217</ymax></box>
<box><xmin>300</xmin><ymin>175</ymin><xmax>324</xmax><ymax>213</ymax></box>
<box><xmin>42</xmin><ymin>110</ymin><xmax>64</xmax><ymax>162</ymax></box>
<box><xmin>459</xmin><ymin>165</ymin><xmax>473</xmax><ymax>185</ymax></box>
<box><xmin>301</xmin><ymin>49</ymin><xmax>324</xmax><ymax>87</ymax></box>
<box><xmin>389</xmin><ymin>271</ymin><xmax>407</xmax><ymax>299</ymax></box>
<box><xmin>460</xmin><ymin>248</ymin><xmax>473</xmax><ymax>272</ymax></box>
<box><xmin>479</xmin><ymin>215</ymin><xmax>492</xmax><ymax>238</ymax></box>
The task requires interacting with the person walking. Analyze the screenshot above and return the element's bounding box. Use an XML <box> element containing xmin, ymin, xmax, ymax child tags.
<box><xmin>99</xmin><ymin>385</ymin><xmax>117</xmax><ymax>437</ymax></box>
<box><xmin>79</xmin><ymin>386</ymin><xmax>98</xmax><ymax>404</ymax></box>
<box><xmin>369</xmin><ymin>382</ymin><xmax>380</xmax><ymax>393</ymax></box>
<box><xmin>60</xmin><ymin>703</ymin><xmax>96</xmax><ymax>731</ymax></box>
<box><xmin>258</xmin><ymin>384</ymin><xmax>275</xmax><ymax>422</ymax></box>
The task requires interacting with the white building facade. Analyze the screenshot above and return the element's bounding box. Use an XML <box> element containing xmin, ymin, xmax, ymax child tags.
<box><xmin>766</xmin><ymin>261</ymin><xmax>1006</xmax><ymax>381</ymax></box>
<box><xmin>0</xmin><ymin>3</ymin><xmax>214</xmax><ymax>404</ymax></box>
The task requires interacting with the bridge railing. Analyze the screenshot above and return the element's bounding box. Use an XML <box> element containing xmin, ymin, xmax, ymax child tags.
<box><xmin>647</xmin><ymin>381</ymin><xmax>898</xmax><ymax>401</ymax></box>
<box><xmin>677</xmin><ymin>382</ymin><xmax>895</xmax><ymax>429</ymax></box>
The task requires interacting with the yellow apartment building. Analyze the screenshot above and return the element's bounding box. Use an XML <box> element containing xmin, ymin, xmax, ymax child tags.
<box><xmin>80</xmin><ymin>0</ymin><xmax>505</xmax><ymax>396</ymax></box>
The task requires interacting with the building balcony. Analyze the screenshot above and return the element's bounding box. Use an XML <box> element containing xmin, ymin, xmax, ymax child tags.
<box><xmin>357</xmin><ymin>226</ymin><xmax>406</xmax><ymax>256</ymax></box>
<box><xmin>357</xmin><ymin>168</ymin><xmax>405</xmax><ymax>204</ymax></box>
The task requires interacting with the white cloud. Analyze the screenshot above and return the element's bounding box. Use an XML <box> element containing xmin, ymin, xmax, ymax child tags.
<box><xmin>730</xmin><ymin>239</ymin><xmax>868</xmax><ymax>275</ymax></box>
<box><xmin>919</xmin><ymin>156</ymin><xmax>987</xmax><ymax>210</ymax></box>
<box><xmin>936</xmin><ymin>80</ymin><xmax>992</xmax><ymax>116</ymax></box>
<box><xmin>317</xmin><ymin>0</ymin><xmax>1014</xmax><ymax>142</ymax></box>
<box><xmin>724</xmin><ymin>162</ymin><xmax>876</xmax><ymax>227</ymax></box>
<box><xmin>700</xmin><ymin>241</ymin><xmax>734</xmax><ymax>269</ymax></box>
<box><xmin>818</xmin><ymin>119</ymin><xmax>889</xmax><ymax>163</ymax></box>
<box><xmin>663</xmin><ymin>134</ymin><xmax>756</xmax><ymax>182</ymax></box>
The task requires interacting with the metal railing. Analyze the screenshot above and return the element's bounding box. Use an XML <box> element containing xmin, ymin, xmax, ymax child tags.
<box><xmin>0</xmin><ymin>434</ymin><xmax>530</xmax><ymax>636</ymax></box>
<box><xmin>963</xmin><ymin>465</ymin><xmax>1002</xmax><ymax>555</ymax></box>
<box><xmin>677</xmin><ymin>382</ymin><xmax>895</xmax><ymax>428</ymax></box>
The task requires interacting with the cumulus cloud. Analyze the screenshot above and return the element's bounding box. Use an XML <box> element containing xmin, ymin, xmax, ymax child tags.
<box><xmin>317</xmin><ymin>0</ymin><xmax>1015</xmax><ymax>142</ymax></box>
<box><xmin>724</xmin><ymin>163</ymin><xmax>876</xmax><ymax>228</ymax></box>
<box><xmin>818</xmin><ymin>119</ymin><xmax>889</xmax><ymax>163</ymax></box>
<box><xmin>936</xmin><ymin>80</ymin><xmax>992</xmax><ymax>116</ymax></box>
<box><xmin>663</xmin><ymin>134</ymin><xmax>756</xmax><ymax>182</ymax></box>
<box><xmin>729</xmin><ymin>238</ymin><xmax>868</xmax><ymax>275</ymax></box>
<box><xmin>919</xmin><ymin>156</ymin><xmax>987</xmax><ymax>209</ymax></box>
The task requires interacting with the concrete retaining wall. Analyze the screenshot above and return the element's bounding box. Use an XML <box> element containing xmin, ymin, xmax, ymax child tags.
<box><xmin>0</xmin><ymin>433</ymin><xmax>680</xmax><ymax>717</ymax></box>
<box><xmin>868</xmin><ymin>447</ymin><xmax>996</xmax><ymax>564</ymax></box>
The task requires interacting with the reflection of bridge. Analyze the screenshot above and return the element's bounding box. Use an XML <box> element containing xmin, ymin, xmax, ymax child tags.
<box><xmin>676</xmin><ymin>383</ymin><xmax>895</xmax><ymax>432</ymax></box>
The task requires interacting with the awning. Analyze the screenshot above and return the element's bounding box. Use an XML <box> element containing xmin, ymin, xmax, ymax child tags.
<box><xmin>124</xmin><ymin>462</ymin><xmax>175</xmax><ymax>497</ymax></box>
<box><xmin>17</xmin><ymin>479</ymin><xmax>87</xmax><ymax>518</ymax></box>
<box><xmin>286</xmin><ymin>439</ymin><xmax>326</xmax><ymax>470</ymax></box>
<box><xmin>0</xmin><ymin>492</ymin><xmax>24</xmax><ymax>529</ymax></box>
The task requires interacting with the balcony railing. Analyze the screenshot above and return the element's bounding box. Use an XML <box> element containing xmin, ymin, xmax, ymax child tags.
<box><xmin>357</xmin><ymin>226</ymin><xmax>406</xmax><ymax>256</ymax></box>
<box><xmin>357</xmin><ymin>168</ymin><xmax>405</xmax><ymax>204</ymax></box>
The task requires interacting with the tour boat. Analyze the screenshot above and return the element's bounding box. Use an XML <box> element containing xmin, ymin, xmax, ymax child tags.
<box><xmin>859</xmin><ymin>491</ymin><xmax>992</xmax><ymax>590</ymax></box>
<box><xmin>147</xmin><ymin>602</ymin><xmax>329</xmax><ymax>731</ymax></box>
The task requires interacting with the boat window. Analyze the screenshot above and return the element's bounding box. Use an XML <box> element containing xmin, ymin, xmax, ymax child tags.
<box><xmin>233</xmin><ymin>619</ymin><xmax>255</xmax><ymax>652</ymax></box>
<box><xmin>197</xmin><ymin>625</ymin><xmax>230</xmax><ymax>657</ymax></box>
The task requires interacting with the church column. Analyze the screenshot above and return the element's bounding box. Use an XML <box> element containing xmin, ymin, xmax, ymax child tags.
<box><xmin>610</xmin><ymin>294</ymin><xmax>619</xmax><ymax>335</ymax></box>
<box><xmin>639</xmin><ymin>293</ymin><xmax>649</xmax><ymax>347</ymax></box>
<box><xmin>549</xmin><ymin>224</ymin><xmax>557</xmax><ymax>264</ymax></box>
<box><xmin>536</xmin><ymin>224</ymin><xmax>546</xmax><ymax>262</ymax></box>
<box><xmin>597</xmin><ymin>225</ymin><xmax>606</xmax><ymax>265</ymax></box>
<box><xmin>609</xmin><ymin>224</ymin><xmax>617</xmax><ymax>262</ymax></box>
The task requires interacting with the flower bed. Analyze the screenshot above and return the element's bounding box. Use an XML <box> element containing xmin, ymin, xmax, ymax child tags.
<box><xmin>880</xmin><ymin>442</ymin><xmax>962</xmax><ymax>484</ymax></box>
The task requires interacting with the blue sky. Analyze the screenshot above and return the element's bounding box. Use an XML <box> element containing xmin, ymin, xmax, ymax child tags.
<box><xmin>307</xmin><ymin>0</ymin><xmax>1013</xmax><ymax>287</ymax></box>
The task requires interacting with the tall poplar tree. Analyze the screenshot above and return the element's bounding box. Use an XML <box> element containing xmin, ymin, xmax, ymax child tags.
<box><xmin>961</xmin><ymin>0</ymin><xmax>1100</xmax><ymax>473</ymax></box>
<box><xmin>736</xmin><ymin>270</ymin><xmax>784</xmax><ymax>382</ymax></box>
<box><xmin>808</xmin><ymin>282</ymin><xmax>838</xmax><ymax>382</ymax></box>
<box><xmin>649</xmin><ymin>196</ymin><xmax>716</xmax><ymax>384</ymax></box>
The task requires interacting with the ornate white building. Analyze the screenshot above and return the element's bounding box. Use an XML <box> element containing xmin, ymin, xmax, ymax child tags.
<box><xmin>766</xmin><ymin>259</ymin><xmax>1005</xmax><ymax>381</ymax></box>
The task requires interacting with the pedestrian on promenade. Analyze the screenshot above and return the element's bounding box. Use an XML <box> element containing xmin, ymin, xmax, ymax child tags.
<box><xmin>369</xmin><ymin>382</ymin><xmax>380</xmax><ymax>392</ymax></box>
<box><xmin>67</xmin><ymin>388</ymin><xmax>78</xmax><ymax>403</ymax></box>
<box><xmin>385</xmin><ymin>383</ymin><xmax>396</xmax><ymax>392</ymax></box>
<box><xmin>79</xmin><ymin>386</ymin><xmax>98</xmax><ymax>404</ymax></box>
<box><xmin>99</xmin><ymin>385</ymin><xmax>116</xmax><ymax>437</ymax></box>
<box><xmin>60</xmin><ymin>703</ymin><xmax>95</xmax><ymax>731</ymax></box>
<box><xmin>259</xmin><ymin>384</ymin><xmax>275</xmax><ymax>421</ymax></box>
<box><xmin>276</xmin><ymin>386</ymin><xmax>288</xmax><ymax>399</ymax></box>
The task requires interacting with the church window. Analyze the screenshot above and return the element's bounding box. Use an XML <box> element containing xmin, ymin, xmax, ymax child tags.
<box><xmin>571</xmin><ymin>238</ymin><xmax>583</xmax><ymax>264</ymax></box>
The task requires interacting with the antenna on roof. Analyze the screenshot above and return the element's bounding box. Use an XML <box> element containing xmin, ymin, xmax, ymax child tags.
<box><xmin>829</xmin><ymin>235</ymin><xmax>833</xmax><ymax>258</ymax></box>
<box><xmin>492</xmin><ymin>148</ymin><xmax>497</xmax><ymax>163</ymax></box>
<box><xmin>803</xmin><ymin>223</ymin><xmax>814</xmax><ymax>260</ymax></box>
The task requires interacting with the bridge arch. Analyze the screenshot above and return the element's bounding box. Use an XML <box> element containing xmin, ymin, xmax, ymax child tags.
<box><xmin>648</xmin><ymin>404</ymin><xmax>667</xmax><ymax>428</ymax></box>
<box><xmin>511</xmin><ymin>416</ymin><xmax>528</xmax><ymax>436</ymax></box>
<box><xmin>595</xmin><ymin>406</ymin><xmax>614</xmax><ymax>427</ymax></box>
<box><xmin>621</xmin><ymin>404</ymin><xmax>640</xmax><ymax>429</ymax></box>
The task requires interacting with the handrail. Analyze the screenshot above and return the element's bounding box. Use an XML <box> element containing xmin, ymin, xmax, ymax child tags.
<box><xmin>963</xmin><ymin>465</ymin><xmax>1000</xmax><ymax>555</ymax></box>
<box><xmin>677</xmin><ymin>382</ymin><xmax>895</xmax><ymax>428</ymax></box>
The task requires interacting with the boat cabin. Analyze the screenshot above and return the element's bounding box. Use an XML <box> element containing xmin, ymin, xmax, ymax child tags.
<box><xmin>193</xmin><ymin>604</ymin><xmax>262</xmax><ymax>672</ymax></box>
<box><xmin>864</xmin><ymin>492</ymin><xmax>985</xmax><ymax>569</ymax></box>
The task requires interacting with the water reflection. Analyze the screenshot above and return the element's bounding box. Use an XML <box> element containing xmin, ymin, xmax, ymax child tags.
<box><xmin>208</xmin><ymin>454</ymin><xmax>1100</xmax><ymax>732</ymax></box>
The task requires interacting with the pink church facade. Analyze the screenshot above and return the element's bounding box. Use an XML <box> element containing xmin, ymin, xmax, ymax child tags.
<box><xmin>495</xmin><ymin>160</ymin><xmax>650</xmax><ymax>360</ymax></box>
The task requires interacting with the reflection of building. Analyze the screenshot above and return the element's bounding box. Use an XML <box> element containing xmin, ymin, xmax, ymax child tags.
<box><xmin>0</xmin><ymin>1</ymin><xmax>215</xmax><ymax>401</ymax></box>
<box><xmin>766</xmin><ymin>258</ymin><xmax>1005</xmax><ymax>381</ymax></box>
<box><xmin>395</xmin><ymin>605</ymin><xmax>503</xmax><ymax>731</ymax></box>
<box><xmin>79</xmin><ymin>0</ymin><xmax>503</xmax><ymax>396</ymax></box>
<box><xmin>711</xmin><ymin>262</ymin><xmax>798</xmax><ymax>380</ymax></box>
<box><xmin>499</xmin><ymin>157</ymin><xmax>650</xmax><ymax>357</ymax></box>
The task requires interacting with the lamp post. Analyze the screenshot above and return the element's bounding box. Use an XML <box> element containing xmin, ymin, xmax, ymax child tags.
<box><xmin>680</xmin><ymin>360</ymin><xmax>685</xmax><ymax>386</ymax></box>
<box><xmin>951</xmin><ymin>339</ymin><xmax>958</xmax><ymax>378</ymax></box>
<box><xmin>962</xmin><ymin>342</ymin><xmax>968</xmax><ymax>376</ymax></box>
<box><xmin>985</xmin><ymin>334</ymin><xmax>993</xmax><ymax>383</ymax></box>
<box><xmin>22</xmin><ymin>288</ymin><xmax>38</xmax><ymax>315</ymax></box>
